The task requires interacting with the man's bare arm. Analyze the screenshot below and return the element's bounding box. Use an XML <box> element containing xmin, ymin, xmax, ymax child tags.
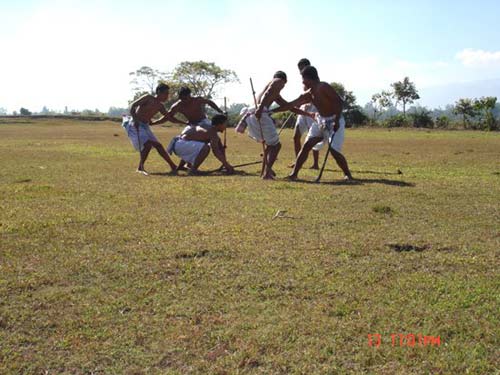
<box><xmin>202</xmin><ymin>98</ymin><xmax>224</xmax><ymax>114</ymax></box>
<box><xmin>163</xmin><ymin>102</ymin><xmax>190</xmax><ymax>125</ymax></box>
<box><xmin>150</xmin><ymin>105</ymin><xmax>170</xmax><ymax>126</ymax></box>
<box><xmin>208</xmin><ymin>130</ymin><xmax>233</xmax><ymax>171</ymax></box>
<box><xmin>271</xmin><ymin>93</ymin><xmax>311</xmax><ymax>114</ymax></box>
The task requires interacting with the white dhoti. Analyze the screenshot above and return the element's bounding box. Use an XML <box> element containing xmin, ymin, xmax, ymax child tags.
<box><xmin>242</xmin><ymin>107</ymin><xmax>279</xmax><ymax>146</ymax></box>
<box><xmin>295</xmin><ymin>104</ymin><xmax>323</xmax><ymax>151</ymax></box>
<box><xmin>305</xmin><ymin>114</ymin><xmax>345</xmax><ymax>153</ymax></box>
<box><xmin>122</xmin><ymin>116</ymin><xmax>159</xmax><ymax>151</ymax></box>
<box><xmin>167</xmin><ymin>136</ymin><xmax>206</xmax><ymax>165</ymax></box>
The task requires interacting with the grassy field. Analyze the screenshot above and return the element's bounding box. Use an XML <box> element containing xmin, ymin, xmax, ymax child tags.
<box><xmin>0</xmin><ymin>118</ymin><xmax>499</xmax><ymax>374</ymax></box>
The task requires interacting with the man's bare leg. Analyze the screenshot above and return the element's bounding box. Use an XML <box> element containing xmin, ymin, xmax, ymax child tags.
<box><xmin>189</xmin><ymin>144</ymin><xmax>210</xmax><ymax>174</ymax></box>
<box><xmin>330</xmin><ymin>149</ymin><xmax>353</xmax><ymax>180</ymax></box>
<box><xmin>289</xmin><ymin>137</ymin><xmax>322</xmax><ymax>180</ymax></box>
<box><xmin>263</xmin><ymin>143</ymin><xmax>281</xmax><ymax>180</ymax></box>
<box><xmin>138</xmin><ymin>141</ymin><xmax>153</xmax><ymax>175</ymax></box>
<box><xmin>152</xmin><ymin>142</ymin><xmax>177</xmax><ymax>171</ymax></box>
<box><xmin>310</xmin><ymin>150</ymin><xmax>320</xmax><ymax>169</ymax></box>
<box><xmin>289</xmin><ymin>128</ymin><xmax>302</xmax><ymax>168</ymax></box>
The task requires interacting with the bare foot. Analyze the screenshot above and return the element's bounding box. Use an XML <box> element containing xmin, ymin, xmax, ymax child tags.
<box><xmin>285</xmin><ymin>174</ymin><xmax>298</xmax><ymax>181</ymax></box>
<box><xmin>136</xmin><ymin>169</ymin><xmax>149</xmax><ymax>176</ymax></box>
<box><xmin>262</xmin><ymin>174</ymin><xmax>275</xmax><ymax>180</ymax></box>
<box><xmin>176</xmin><ymin>165</ymin><xmax>188</xmax><ymax>171</ymax></box>
<box><xmin>343</xmin><ymin>175</ymin><xmax>355</xmax><ymax>181</ymax></box>
<box><xmin>309</xmin><ymin>165</ymin><xmax>319</xmax><ymax>170</ymax></box>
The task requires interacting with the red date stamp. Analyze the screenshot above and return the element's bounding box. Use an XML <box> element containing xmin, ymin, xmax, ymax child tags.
<box><xmin>368</xmin><ymin>333</ymin><xmax>441</xmax><ymax>347</ymax></box>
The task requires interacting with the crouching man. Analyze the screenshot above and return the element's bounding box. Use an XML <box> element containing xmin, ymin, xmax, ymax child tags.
<box><xmin>167</xmin><ymin>114</ymin><xmax>234</xmax><ymax>174</ymax></box>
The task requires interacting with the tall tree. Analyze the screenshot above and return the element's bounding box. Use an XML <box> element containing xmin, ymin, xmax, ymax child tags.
<box><xmin>20</xmin><ymin>107</ymin><xmax>32</xmax><ymax>116</ymax></box>
<box><xmin>391</xmin><ymin>77</ymin><xmax>420</xmax><ymax>116</ymax></box>
<box><xmin>0</xmin><ymin>107</ymin><xmax>7</xmax><ymax>115</ymax></box>
<box><xmin>129</xmin><ymin>66</ymin><xmax>167</xmax><ymax>95</ymax></box>
<box><xmin>330</xmin><ymin>82</ymin><xmax>367</xmax><ymax>126</ymax></box>
<box><xmin>454</xmin><ymin>98</ymin><xmax>477</xmax><ymax>128</ymax></box>
<box><xmin>171</xmin><ymin>61</ymin><xmax>238</xmax><ymax>99</ymax></box>
<box><xmin>371</xmin><ymin>90</ymin><xmax>393</xmax><ymax>121</ymax></box>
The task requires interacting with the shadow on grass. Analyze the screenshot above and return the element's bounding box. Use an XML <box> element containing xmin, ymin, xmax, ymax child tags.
<box><xmin>149</xmin><ymin>170</ymin><xmax>259</xmax><ymax>178</ymax></box>
<box><xmin>286</xmin><ymin>177</ymin><xmax>415</xmax><ymax>187</ymax></box>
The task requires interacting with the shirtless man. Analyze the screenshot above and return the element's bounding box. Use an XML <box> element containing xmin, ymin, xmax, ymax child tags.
<box><xmin>122</xmin><ymin>83</ymin><xmax>177</xmax><ymax>175</ymax></box>
<box><xmin>292</xmin><ymin>58</ymin><xmax>322</xmax><ymax>169</ymax></box>
<box><xmin>238</xmin><ymin>71</ymin><xmax>311</xmax><ymax>179</ymax></box>
<box><xmin>168</xmin><ymin>87</ymin><xmax>225</xmax><ymax>128</ymax></box>
<box><xmin>167</xmin><ymin>114</ymin><xmax>234</xmax><ymax>174</ymax></box>
<box><xmin>271</xmin><ymin>66</ymin><xmax>353</xmax><ymax>180</ymax></box>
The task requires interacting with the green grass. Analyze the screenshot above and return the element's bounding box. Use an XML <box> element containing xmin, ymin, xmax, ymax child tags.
<box><xmin>1</xmin><ymin>118</ymin><xmax>499</xmax><ymax>374</ymax></box>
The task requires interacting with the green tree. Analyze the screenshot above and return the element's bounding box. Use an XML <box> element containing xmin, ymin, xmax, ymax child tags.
<box><xmin>20</xmin><ymin>107</ymin><xmax>32</xmax><ymax>116</ymax></box>
<box><xmin>391</xmin><ymin>77</ymin><xmax>420</xmax><ymax>116</ymax></box>
<box><xmin>330</xmin><ymin>82</ymin><xmax>366</xmax><ymax>126</ymax></box>
<box><xmin>129</xmin><ymin>66</ymin><xmax>166</xmax><ymax>95</ymax></box>
<box><xmin>474</xmin><ymin>96</ymin><xmax>497</xmax><ymax>129</ymax></box>
<box><xmin>171</xmin><ymin>61</ymin><xmax>238</xmax><ymax>99</ymax></box>
<box><xmin>0</xmin><ymin>107</ymin><xmax>7</xmax><ymax>115</ymax></box>
<box><xmin>453</xmin><ymin>98</ymin><xmax>477</xmax><ymax>129</ymax></box>
<box><xmin>371</xmin><ymin>90</ymin><xmax>393</xmax><ymax>122</ymax></box>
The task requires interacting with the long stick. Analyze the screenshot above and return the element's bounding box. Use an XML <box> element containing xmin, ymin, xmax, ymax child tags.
<box><xmin>277</xmin><ymin>112</ymin><xmax>294</xmax><ymax>136</ymax></box>
<box><xmin>315</xmin><ymin>131</ymin><xmax>336</xmax><ymax>183</ymax></box>
<box><xmin>223</xmin><ymin>97</ymin><xmax>227</xmax><ymax>148</ymax></box>
<box><xmin>250</xmin><ymin>78</ymin><xmax>267</xmax><ymax>176</ymax></box>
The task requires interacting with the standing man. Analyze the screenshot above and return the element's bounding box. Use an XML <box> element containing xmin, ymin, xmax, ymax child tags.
<box><xmin>122</xmin><ymin>83</ymin><xmax>177</xmax><ymax>175</ymax></box>
<box><xmin>271</xmin><ymin>66</ymin><xmax>353</xmax><ymax>181</ymax></box>
<box><xmin>292</xmin><ymin>58</ymin><xmax>322</xmax><ymax>169</ymax></box>
<box><xmin>238</xmin><ymin>71</ymin><xmax>311</xmax><ymax>179</ymax></box>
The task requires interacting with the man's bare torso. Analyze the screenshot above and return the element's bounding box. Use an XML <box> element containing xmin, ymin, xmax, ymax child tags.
<box><xmin>135</xmin><ymin>95</ymin><xmax>164</xmax><ymax>123</ymax></box>
<box><xmin>257</xmin><ymin>78</ymin><xmax>285</xmax><ymax>109</ymax></box>
<box><xmin>173</xmin><ymin>97</ymin><xmax>207</xmax><ymax>123</ymax></box>
<box><xmin>308</xmin><ymin>82</ymin><xmax>343</xmax><ymax>118</ymax></box>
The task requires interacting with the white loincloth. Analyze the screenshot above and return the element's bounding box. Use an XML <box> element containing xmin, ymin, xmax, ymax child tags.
<box><xmin>305</xmin><ymin>114</ymin><xmax>345</xmax><ymax>153</ymax></box>
<box><xmin>167</xmin><ymin>136</ymin><xmax>206</xmax><ymax>165</ymax></box>
<box><xmin>242</xmin><ymin>107</ymin><xmax>279</xmax><ymax>146</ymax></box>
<box><xmin>295</xmin><ymin>104</ymin><xmax>323</xmax><ymax>151</ymax></box>
<box><xmin>122</xmin><ymin>116</ymin><xmax>159</xmax><ymax>151</ymax></box>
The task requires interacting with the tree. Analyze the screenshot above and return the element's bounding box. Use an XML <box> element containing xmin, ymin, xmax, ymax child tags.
<box><xmin>129</xmin><ymin>66</ymin><xmax>167</xmax><ymax>95</ymax></box>
<box><xmin>330</xmin><ymin>82</ymin><xmax>367</xmax><ymax>126</ymax></box>
<box><xmin>370</xmin><ymin>90</ymin><xmax>393</xmax><ymax>122</ymax></box>
<box><xmin>454</xmin><ymin>98</ymin><xmax>477</xmax><ymax>128</ymax></box>
<box><xmin>20</xmin><ymin>107</ymin><xmax>32</xmax><ymax>116</ymax></box>
<box><xmin>391</xmin><ymin>77</ymin><xmax>420</xmax><ymax>116</ymax></box>
<box><xmin>474</xmin><ymin>96</ymin><xmax>497</xmax><ymax>126</ymax></box>
<box><xmin>170</xmin><ymin>61</ymin><xmax>238</xmax><ymax>99</ymax></box>
<box><xmin>0</xmin><ymin>107</ymin><xmax>7</xmax><ymax>115</ymax></box>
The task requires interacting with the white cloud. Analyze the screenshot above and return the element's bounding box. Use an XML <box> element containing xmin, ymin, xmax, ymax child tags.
<box><xmin>456</xmin><ymin>49</ymin><xmax>500</xmax><ymax>67</ymax></box>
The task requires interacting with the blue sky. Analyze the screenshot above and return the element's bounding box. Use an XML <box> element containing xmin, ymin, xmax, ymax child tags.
<box><xmin>1</xmin><ymin>0</ymin><xmax>499</xmax><ymax>112</ymax></box>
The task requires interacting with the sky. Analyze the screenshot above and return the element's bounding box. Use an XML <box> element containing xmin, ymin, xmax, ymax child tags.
<box><xmin>1</xmin><ymin>0</ymin><xmax>500</xmax><ymax>113</ymax></box>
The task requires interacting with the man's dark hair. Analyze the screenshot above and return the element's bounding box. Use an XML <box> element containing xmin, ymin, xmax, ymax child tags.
<box><xmin>297</xmin><ymin>58</ymin><xmax>311</xmax><ymax>70</ymax></box>
<box><xmin>273</xmin><ymin>71</ymin><xmax>287</xmax><ymax>82</ymax></box>
<box><xmin>301</xmin><ymin>66</ymin><xmax>319</xmax><ymax>81</ymax></box>
<box><xmin>212</xmin><ymin>114</ymin><xmax>227</xmax><ymax>127</ymax></box>
<box><xmin>156</xmin><ymin>83</ymin><xmax>169</xmax><ymax>94</ymax></box>
<box><xmin>178</xmin><ymin>86</ymin><xmax>191</xmax><ymax>98</ymax></box>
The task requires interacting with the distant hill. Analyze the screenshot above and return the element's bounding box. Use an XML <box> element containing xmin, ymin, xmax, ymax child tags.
<box><xmin>419</xmin><ymin>78</ymin><xmax>500</xmax><ymax>108</ymax></box>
